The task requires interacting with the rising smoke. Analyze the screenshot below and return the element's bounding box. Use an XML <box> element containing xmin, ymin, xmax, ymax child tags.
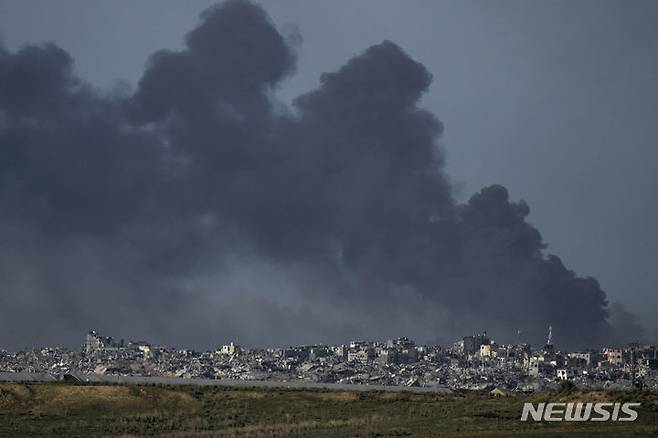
<box><xmin>0</xmin><ymin>0</ymin><xmax>641</xmax><ymax>349</ymax></box>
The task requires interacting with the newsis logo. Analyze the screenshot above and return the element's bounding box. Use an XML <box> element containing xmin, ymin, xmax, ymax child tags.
<box><xmin>521</xmin><ymin>402</ymin><xmax>640</xmax><ymax>422</ymax></box>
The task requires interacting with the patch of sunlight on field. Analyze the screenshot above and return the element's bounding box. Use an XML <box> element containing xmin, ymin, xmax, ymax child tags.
<box><xmin>315</xmin><ymin>391</ymin><xmax>359</xmax><ymax>402</ymax></box>
<box><xmin>1</xmin><ymin>383</ymin><xmax>198</xmax><ymax>416</ymax></box>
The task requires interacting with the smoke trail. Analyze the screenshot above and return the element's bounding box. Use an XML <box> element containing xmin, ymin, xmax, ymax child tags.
<box><xmin>0</xmin><ymin>0</ymin><xmax>635</xmax><ymax>349</ymax></box>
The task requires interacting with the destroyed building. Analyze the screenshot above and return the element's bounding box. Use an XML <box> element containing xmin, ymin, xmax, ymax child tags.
<box><xmin>2</xmin><ymin>329</ymin><xmax>657</xmax><ymax>392</ymax></box>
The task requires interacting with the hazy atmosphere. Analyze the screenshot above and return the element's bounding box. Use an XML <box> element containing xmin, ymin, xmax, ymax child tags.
<box><xmin>0</xmin><ymin>0</ymin><xmax>656</xmax><ymax>350</ymax></box>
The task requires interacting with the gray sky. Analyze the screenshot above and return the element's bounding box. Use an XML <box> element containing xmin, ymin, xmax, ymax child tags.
<box><xmin>0</xmin><ymin>0</ymin><xmax>656</xmax><ymax>345</ymax></box>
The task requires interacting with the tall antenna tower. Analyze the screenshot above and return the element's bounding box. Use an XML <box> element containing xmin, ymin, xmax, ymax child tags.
<box><xmin>546</xmin><ymin>325</ymin><xmax>553</xmax><ymax>346</ymax></box>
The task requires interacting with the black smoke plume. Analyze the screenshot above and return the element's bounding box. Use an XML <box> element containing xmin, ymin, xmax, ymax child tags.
<box><xmin>0</xmin><ymin>0</ymin><xmax>638</xmax><ymax>349</ymax></box>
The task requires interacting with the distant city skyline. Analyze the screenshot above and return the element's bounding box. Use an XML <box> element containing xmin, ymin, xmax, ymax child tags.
<box><xmin>2</xmin><ymin>328</ymin><xmax>657</xmax><ymax>392</ymax></box>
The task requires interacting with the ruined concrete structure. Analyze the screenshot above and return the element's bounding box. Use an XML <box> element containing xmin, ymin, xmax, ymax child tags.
<box><xmin>3</xmin><ymin>331</ymin><xmax>657</xmax><ymax>392</ymax></box>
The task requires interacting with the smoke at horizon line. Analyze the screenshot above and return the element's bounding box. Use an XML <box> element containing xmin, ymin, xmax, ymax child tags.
<box><xmin>0</xmin><ymin>0</ymin><xmax>647</xmax><ymax>350</ymax></box>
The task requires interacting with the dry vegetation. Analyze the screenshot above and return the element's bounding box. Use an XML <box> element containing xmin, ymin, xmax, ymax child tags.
<box><xmin>0</xmin><ymin>382</ymin><xmax>657</xmax><ymax>437</ymax></box>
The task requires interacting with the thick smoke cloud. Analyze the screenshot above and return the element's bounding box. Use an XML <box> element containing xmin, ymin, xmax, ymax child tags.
<box><xmin>0</xmin><ymin>0</ymin><xmax>639</xmax><ymax>350</ymax></box>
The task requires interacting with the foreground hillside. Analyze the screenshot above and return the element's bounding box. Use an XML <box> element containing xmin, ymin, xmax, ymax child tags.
<box><xmin>0</xmin><ymin>383</ymin><xmax>657</xmax><ymax>437</ymax></box>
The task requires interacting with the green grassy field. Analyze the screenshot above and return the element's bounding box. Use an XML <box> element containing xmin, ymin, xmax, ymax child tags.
<box><xmin>0</xmin><ymin>382</ymin><xmax>657</xmax><ymax>437</ymax></box>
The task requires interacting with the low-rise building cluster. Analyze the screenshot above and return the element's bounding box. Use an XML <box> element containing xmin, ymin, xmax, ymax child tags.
<box><xmin>1</xmin><ymin>330</ymin><xmax>657</xmax><ymax>392</ymax></box>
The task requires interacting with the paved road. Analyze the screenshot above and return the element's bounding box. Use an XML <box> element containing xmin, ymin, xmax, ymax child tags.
<box><xmin>0</xmin><ymin>371</ymin><xmax>452</xmax><ymax>393</ymax></box>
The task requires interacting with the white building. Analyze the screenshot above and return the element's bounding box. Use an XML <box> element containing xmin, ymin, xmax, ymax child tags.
<box><xmin>219</xmin><ymin>342</ymin><xmax>240</xmax><ymax>356</ymax></box>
